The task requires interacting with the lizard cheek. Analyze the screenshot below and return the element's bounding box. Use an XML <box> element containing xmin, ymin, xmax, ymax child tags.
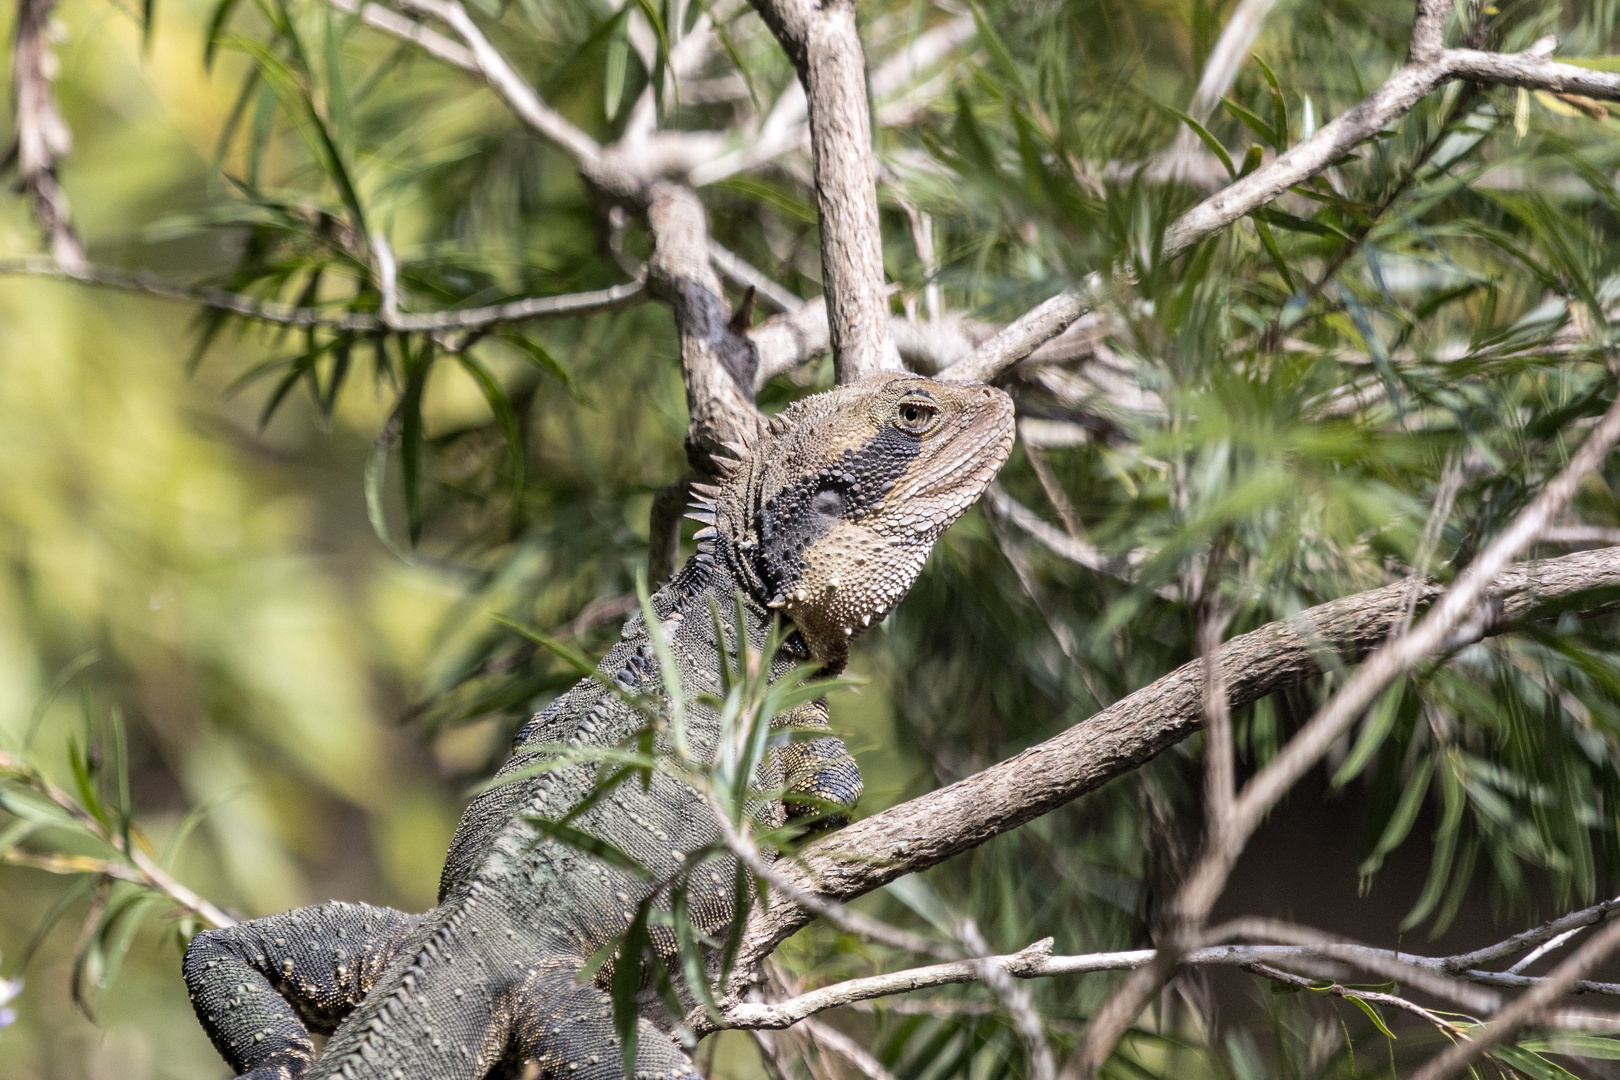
<box><xmin>780</xmin><ymin>525</ymin><xmax>917</xmax><ymax>655</ymax></box>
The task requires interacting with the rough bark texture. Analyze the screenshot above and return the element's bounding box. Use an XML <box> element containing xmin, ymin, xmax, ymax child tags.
<box><xmin>749</xmin><ymin>0</ymin><xmax>901</xmax><ymax>381</ymax></box>
<box><xmin>731</xmin><ymin>546</ymin><xmax>1620</xmax><ymax>971</ymax></box>
<box><xmin>644</xmin><ymin>183</ymin><xmax>766</xmax><ymax>470</ymax></box>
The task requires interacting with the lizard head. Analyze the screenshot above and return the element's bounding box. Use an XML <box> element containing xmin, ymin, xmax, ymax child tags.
<box><xmin>699</xmin><ymin>373</ymin><xmax>1015</xmax><ymax>666</ymax></box>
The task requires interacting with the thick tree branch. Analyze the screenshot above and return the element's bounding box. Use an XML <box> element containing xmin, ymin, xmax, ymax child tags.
<box><xmin>749</xmin><ymin>0</ymin><xmax>901</xmax><ymax>380</ymax></box>
<box><xmin>726</xmin><ymin>544</ymin><xmax>1620</xmax><ymax>984</ymax></box>
<box><xmin>644</xmin><ymin>183</ymin><xmax>767</xmax><ymax>470</ymax></box>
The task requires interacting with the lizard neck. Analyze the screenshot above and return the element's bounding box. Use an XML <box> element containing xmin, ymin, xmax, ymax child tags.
<box><xmin>645</xmin><ymin>543</ymin><xmax>785</xmax><ymax>670</ymax></box>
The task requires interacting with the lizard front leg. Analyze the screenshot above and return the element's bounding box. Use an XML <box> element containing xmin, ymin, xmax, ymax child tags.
<box><xmin>184</xmin><ymin>901</ymin><xmax>423</xmax><ymax>1080</ymax></box>
<box><xmin>771</xmin><ymin>697</ymin><xmax>862</xmax><ymax>828</ymax></box>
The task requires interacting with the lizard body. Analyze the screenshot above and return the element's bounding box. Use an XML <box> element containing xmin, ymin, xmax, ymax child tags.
<box><xmin>184</xmin><ymin>374</ymin><xmax>1014</xmax><ymax>1080</ymax></box>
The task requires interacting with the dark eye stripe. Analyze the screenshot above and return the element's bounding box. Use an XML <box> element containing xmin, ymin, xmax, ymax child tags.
<box><xmin>754</xmin><ymin>425</ymin><xmax>921</xmax><ymax>600</ymax></box>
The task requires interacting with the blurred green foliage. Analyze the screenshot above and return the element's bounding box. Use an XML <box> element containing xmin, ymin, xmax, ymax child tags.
<box><xmin>6</xmin><ymin>0</ymin><xmax>1620</xmax><ymax>1077</ymax></box>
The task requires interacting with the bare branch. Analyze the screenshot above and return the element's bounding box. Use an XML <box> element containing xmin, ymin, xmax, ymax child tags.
<box><xmin>1188</xmin><ymin>0</ymin><xmax>1281</xmax><ymax>123</ymax></box>
<box><xmin>959</xmin><ymin>920</ymin><xmax>1055</xmax><ymax>1080</ymax></box>
<box><xmin>1199</xmin><ymin>608</ymin><xmax>1235</xmax><ymax>829</ymax></box>
<box><xmin>941</xmin><ymin>277</ymin><xmax>1100</xmax><ymax>384</ymax></box>
<box><xmin>1412</xmin><ymin>918</ymin><xmax>1620</xmax><ymax>1080</ymax></box>
<box><xmin>800</xmin><ymin>1018</ymin><xmax>897</xmax><ymax>1080</ymax></box>
<box><xmin>1409</xmin><ymin>0</ymin><xmax>1451</xmax><ymax>63</ymax></box>
<box><xmin>1245</xmin><ymin>962</ymin><xmax>1468</xmax><ymax>1038</ymax></box>
<box><xmin>1441</xmin><ymin>899</ymin><xmax>1620</xmax><ymax>973</ymax></box>
<box><xmin>1543</xmin><ymin>526</ymin><xmax>1620</xmax><ymax>546</ymax></box>
<box><xmin>9</xmin><ymin>0</ymin><xmax>83</xmax><ymax>269</ymax></box>
<box><xmin>748</xmin><ymin>0</ymin><xmax>900</xmax><ymax>380</ymax></box>
<box><xmin>750</xmin><ymin>301</ymin><xmax>832</xmax><ymax>388</ymax></box>
<box><xmin>391</xmin><ymin>0</ymin><xmax>608</xmax><ymax>173</ymax></box>
<box><xmin>710</xmin><ymin>241</ymin><xmax>805</xmax><ymax>314</ymax></box>
<box><xmin>0</xmin><ymin>256</ymin><xmax>647</xmax><ymax>332</ymax></box>
<box><xmin>690</xmin><ymin>13</ymin><xmax>975</xmax><ymax>188</ymax></box>
<box><xmin>712</xmin><ymin>916</ymin><xmax>1620</xmax><ymax>1034</ymax></box>
<box><xmin>649</xmin><ymin>474</ymin><xmax>694</xmax><ymax>585</ymax></box>
<box><xmin>645</xmin><ymin>183</ymin><xmax>766</xmax><ymax>469</ymax></box>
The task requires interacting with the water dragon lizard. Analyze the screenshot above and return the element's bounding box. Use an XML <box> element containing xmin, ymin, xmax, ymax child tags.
<box><xmin>183</xmin><ymin>373</ymin><xmax>1015</xmax><ymax>1080</ymax></box>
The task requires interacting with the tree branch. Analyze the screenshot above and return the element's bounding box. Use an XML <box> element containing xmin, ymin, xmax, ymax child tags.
<box><xmin>0</xmin><ymin>256</ymin><xmax>648</xmax><ymax>331</ymax></box>
<box><xmin>1412</xmin><ymin>917</ymin><xmax>1620</xmax><ymax>1080</ymax></box>
<box><xmin>710</xmin><ymin>915</ymin><xmax>1620</xmax><ymax>1034</ymax></box>
<box><xmin>749</xmin><ymin>0</ymin><xmax>900</xmax><ymax>380</ymax></box>
<box><xmin>0</xmin><ymin>750</ymin><xmax>234</xmax><ymax>929</ymax></box>
<box><xmin>324</xmin><ymin>0</ymin><xmax>476</xmax><ymax>70</ymax></box>
<box><xmin>725</xmin><ymin>543</ymin><xmax>1620</xmax><ymax>987</ymax></box>
<box><xmin>644</xmin><ymin>183</ymin><xmax>767</xmax><ymax>470</ymax></box>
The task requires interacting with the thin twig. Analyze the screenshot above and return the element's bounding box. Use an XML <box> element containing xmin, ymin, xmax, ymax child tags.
<box><xmin>711</xmin><ymin>920</ymin><xmax>1620</xmax><ymax>1033</ymax></box>
<box><xmin>709</xmin><ymin>241</ymin><xmax>804</xmax><ymax>313</ymax></box>
<box><xmin>0</xmin><ymin>750</ymin><xmax>234</xmax><ymax>929</ymax></box>
<box><xmin>801</xmin><ymin>1018</ymin><xmax>898</xmax><ymax>1080</ymax></box>
<box><xmin>1412</xmin><ymin>917</ymin><xmax>1620</xmax><ymax>1080</ymax></box>
<box><xmin>0</xmin><ymin>256</ymin><xmax>647</xmax><ymax>331</ymax></box>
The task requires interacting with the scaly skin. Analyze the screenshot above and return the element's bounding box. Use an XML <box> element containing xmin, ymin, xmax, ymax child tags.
<box><xmin>185</xmin><ymin>374</ymin><xmax>1014</xmax><ymax>1080</ymax></box>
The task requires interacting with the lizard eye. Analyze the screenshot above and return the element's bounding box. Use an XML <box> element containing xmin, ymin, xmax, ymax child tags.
<box><xmin>894</xmin><ymin>399</ymin><xmax>939</xmax><ymax>435</ymax></box>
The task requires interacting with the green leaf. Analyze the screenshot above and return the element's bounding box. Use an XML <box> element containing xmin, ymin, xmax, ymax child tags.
<box><xmin>525</xmin><ymin>817</ymin><xmax>650</xmax><ymax>879</ymax></box>
<box><xmin>456</xmin><ymin>352</ymin><xmax>524</xmax><ymax>504</ymax></box>
<box><xmin>1251</xmin><ymin>206</ymin><xmax>1353</xmax><ymax>241</ymax></box>
<box><xmin>1163</xmin><ymin>105</ymin><xmax>1235</xmax><ymax>178</ymax></box>
<box><xmin>966</xmin><ymin>0</ymin><xmax>1025</xmax><ymax>99</ymax></box>
<box><xmin>611</xmin><ymin>900</ymin><xmax>651</xmax><ymax>1080</ymax></box>
<box><xmin>491</xmin><ymin>615</ymin><xmax>597</xmax><ymax>678</ymax></box>
<box><xmin>1253</xmin><ymin>54</ymin><xmax>1288</xmax><ymax>148</ymax></box>
<box><xmin>495</xmin><ymin>330</ymin><xmax>571</xmax><ymax>389</ymax></box>
<box><xmin>604</xmin><ymin>9</ymin><xmax>632</xmax><ymax>122</ymax></box>
<box><xmin>1519</xmin><ymin>1034</ymin><xmax>1620</xmax><ymax>1061</ymax></box>
<box><xmin>1335</xmin><ymin>680</ymin><xmax>1406</xmax><ymax>786</ymax></box>
<box><xmin>1251</xmin><ymin>215</ymin><xmax>1295</xmax><ymax>291</ymax></box>
<box><xmin>1345</xmin><ymin>995</ymin><xmax>1396</xmax><ymax>1039</ymax></box>
<box><xmin>399</xmin><ymin>337</ymin><xmax>431</xmax><ymax>545</ymax></box>
<box><xmin>1491</xmin><ymin>1045</ymin><xmax>1582</xmax><ymax>1080</ymax></box>
<box><xmin>1223</xmin><ymin>97</ymin><xmax>1280</xmax><ymax>150</ymax></box>
<box><xmin>1358</xmin><ymin>757</ymin><xmax>1433</xmax><ymax>882</ymax></box>
<box><xmin>1403</xmin><ymin>753</ymin><xmax>1467</xmax><ymax>930</ymax></box>
<box><xmin>672</xmin><ymin>883</ymin><xmax>719</xmax><ymax>1020</ymax></box>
